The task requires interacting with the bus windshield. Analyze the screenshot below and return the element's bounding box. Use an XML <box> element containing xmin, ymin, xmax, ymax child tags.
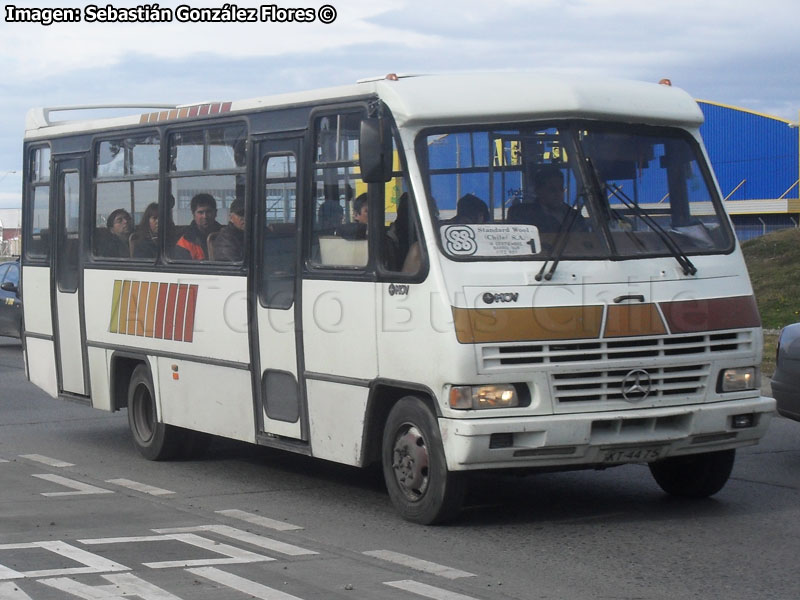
<box><xmin>421</xmin><ymin>122</ymin><xmax>734</xmax><ymax>265</ymax></box>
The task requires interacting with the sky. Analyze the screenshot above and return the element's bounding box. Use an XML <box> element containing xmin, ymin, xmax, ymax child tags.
<box><xmin>1</xmin><ymin>0</ymin><xmax>799</xmax><ymax>209</ymax></box>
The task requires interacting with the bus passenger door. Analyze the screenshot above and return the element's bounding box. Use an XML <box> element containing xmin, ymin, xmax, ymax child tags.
<box><xmin>254</xmin><ymin>138</ymin><xmax>305</xmax><ymax>441</ymax></box>
<box><xmin>52</xmin><ymin>157</ymin><xmax>88</xmax><ymax>397</ymax></box>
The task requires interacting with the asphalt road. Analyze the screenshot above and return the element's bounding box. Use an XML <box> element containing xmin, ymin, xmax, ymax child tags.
<box><xmin>1</xmin><ymin>337</ymin><xmax>799</xmax><ymax>600</ymax></box>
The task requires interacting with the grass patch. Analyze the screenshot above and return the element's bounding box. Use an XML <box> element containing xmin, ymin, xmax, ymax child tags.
<box><xmin>741</xmin><ymin>227</ymin><xmax>799</xmax><ymax>379</ymax></box>
<box><xmin>742</xmin><ymin>227</ymin><xmax>800</xmax><ymax>330</ymax></box>
<box><xmin>762</xmin><ymin>331</ymin><xmax>779</xmax><ymax>377</ymax></box>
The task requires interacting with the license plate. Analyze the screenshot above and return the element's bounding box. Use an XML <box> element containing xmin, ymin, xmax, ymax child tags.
<box><xmin>601</xmin><ymin>446</ymin><xmax>664</xmax><ymax>464</ymax></box>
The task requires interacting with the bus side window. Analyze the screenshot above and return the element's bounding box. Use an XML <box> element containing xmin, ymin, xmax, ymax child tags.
<box><xmin>92</xmin><ymin>135</ymin><xmax>159</xmax><ymax>260</ymax></box>
<box><xmin>25</xmin><ymin>147</ymin><xmax>51</xmax><ymax>260</ymax></box>
<box><xmin>167</xmin><ymin>125</ymin><xmax>246</xmax><ymax>262</ymax></box>
<box><xmin>309</xmin><ymin>112</ymin><xmax>369</xmax><ymax>269</ymax></box>
<box><xmin>261</xmin><ymin>154</ymin><xmax>297</xmax><ymax>309</ymax></box>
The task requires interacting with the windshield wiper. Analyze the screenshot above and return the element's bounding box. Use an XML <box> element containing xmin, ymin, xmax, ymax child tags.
<box><xmin>587</xmin><ymin>158</ymin><xmax>697</xmax><ymax>276</ymax></box>
<box><xmin>534</xmin><ymin>191</ymin><xmax>587</xmax><ymax>281</ymax></box>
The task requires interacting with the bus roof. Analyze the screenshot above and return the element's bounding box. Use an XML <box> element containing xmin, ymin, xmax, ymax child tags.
<box><xmin>24</xmin><ymin>72</ymin><xmax>703</xmax><ymax>140</ymax></box>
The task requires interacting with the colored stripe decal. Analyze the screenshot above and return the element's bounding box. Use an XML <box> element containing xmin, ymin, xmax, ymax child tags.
<box><xmin>605</xmin><ymin>303</ymin><xmax>667</xmax><ymax>338</ymax></box>
<box><xmin>108</xmin><ymin>280</ymin><xmax>199</xmax><ymax>343</ymax></box>
<box><xmin>660</xmin><ymin>295</ymin><xmax>761</xmax><ymax>333</ymax></box>
<box><xmin>109</xmin><ymin>280</ymin><xmax>122</xmax><ymax>333</ymax></box>
<box><xmin>184</xmin><ymin>285</ymin><xmax>198</xmax><ymax>342</ymax></box>
<box><xmin>139</xmin><ymin>102</ymin><xmax>231</xmax><ymax>124</ymax></box>
<box><xmin>136</xmin><ymin>282</ymin><xmax>149</xmax><ymax>336</ymax></box>
<box><xmin>128</xmin><ymin>281</ymin><xmax>140</xmax><ymax>335</ymax></box>
<box><xmin>452</xmin><ymin>306</ymin><xmax>604</xmax><ymax>344</ymax></box>
<box><xmin>164</xmin><ymin>283</ymin><xmax>177</xmax><ymax>340</ymax></box>
<box><xmin>145</xmin><ymin>282</ymin><xmax>159</xmax><ymax>337</ymax></box>
<box><xmin>119</xmin><ymin>281</ymin><xmax>131</xmax><ymax>335</ymax></box>
<box><xmin>155</xmin><ymin>282</ymin><xmax>168</xmax><ymax>338</ymax></box>
<box><xmin>174</xmin><ymin>284</ymin><xmax>188</xmax><ymax>342</ymax></box>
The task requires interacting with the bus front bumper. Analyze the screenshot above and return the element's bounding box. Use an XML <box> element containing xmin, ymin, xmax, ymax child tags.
<box><xmin>438</xmin><ymin>396</ymin><xmax>775</xmax><ymax>471</ymax></box>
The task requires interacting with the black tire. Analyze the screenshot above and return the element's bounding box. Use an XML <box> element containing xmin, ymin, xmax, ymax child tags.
<box><xmin>127</xmin><ymin>364</ymin><xmax>183</xmax><ymax>461</ymax></box>
<box><xmin>649</xmin><ymin>449</ymin><xmax>736</xmax><ymax>498</ymax></box>
<box><xmin>382</xmin><ymin>397</ymin><xmax>466</xmax><ymax>525</ymax></box>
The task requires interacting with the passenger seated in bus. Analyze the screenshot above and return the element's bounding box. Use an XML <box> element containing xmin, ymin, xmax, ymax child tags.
<box><xmin>386</xmin><ymin>192</ymin><xmax>422</xmax><ymax>272</ymax></box>
<box><xmin>507</xmin><ymin>165</ymin><xmax>587</xmax><ymax>233</ymax></box>
<box><xmin>173</xmin><ymin>193</ymin><xmax>222</xmax><ymax>260</ymax></box>
<box><xmin>214</xmin><ymin>198</ymin><xmax>245</xmax><ymax>261</ymax></box>
<box><xmin>317</xmin><ymin>197</ymin><xmax>344</xmax><ymax>235</ymax></box>
<box><xmin>131</xmin><ymin>202</ymin><xmax>159</xmax><ymax>259</ymax></box>
<box><xmin>444</xmin><ymin>193</ymin><xmax>490</xmax><ymax>224</ymax></box>
<box><xmin>96</xmin><ymin>208</ymin><xmax>132</xmax><ymax>258</ymax></box>
<box><xmin>336</xmin><ymin>193</ymin><xmax>368</xmax><ymax>240</ymax></box>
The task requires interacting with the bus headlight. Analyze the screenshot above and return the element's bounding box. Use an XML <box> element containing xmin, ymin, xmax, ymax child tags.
<box><xmin>449</xmin><ymin>385</ymin><xmax>519</xmax><ymax>410</ymax></box>
<box><xmin>719</xmin><ymin>368</ymin><xmax>758</xmax><ymax>392</ymax></box>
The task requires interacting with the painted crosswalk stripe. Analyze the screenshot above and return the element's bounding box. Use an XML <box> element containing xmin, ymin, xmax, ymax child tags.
<box><xmin>385</xmin><ymin>580</ymin><xmax>480</xmax><ymax>600</ymax></box>
<box><xmin>154</xmin><ymin>524</ymin><xmax>317</xmax><ymax>556</ymax></box>
<box><xmin>32</xmin><ymin>474</ymin><xmax>113</xmax><ymax>496</ymax></box>
<box><xmin>188</xmin><ymin>567</ymin><xmax>305</xmax><ymax>600</ymax></box>
<box><xmin>364</xmin><ymin>550</ymin><xmax>475</xmax><ymax>579</ymax></box>
<box><xmin>0</xmin><ymin>459</ymin><xmax>9</xmax><ymax>464</ymax></box>
<box><xmin>0</xmin><ymin>581</ymin><xmax>35</xmax><ymax>598</ymax></box>
<box><xmin>106</xmin><ymin>478</ymin><xmax>175</xmax><ymax>495</ymax></box>
<box><xmin>216</xmin><ymin>509</ymin><xmax>303</xmax><ymax>531</ymax></box>
<box><xmin>21</xmin><ymin>454</ymin><xmax>74</xmax><ymax>467</ymax></box>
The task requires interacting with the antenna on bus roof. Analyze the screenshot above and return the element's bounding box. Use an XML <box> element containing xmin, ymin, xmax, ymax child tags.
<box><xmin>26</xmin><ymin>104</ymin><xmax>179</xmax><ymax>130</ymax></box>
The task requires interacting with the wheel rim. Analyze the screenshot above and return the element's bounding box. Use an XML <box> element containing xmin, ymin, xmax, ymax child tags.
<box><xmin>391</xmin><ymin>424</ymin><xmax>430</xmax><ymax>502</ymax></box>
<box><xmin>131</xmin><ymin>383</ymin><xmax>155</xmax><ymax>444</ymax></box>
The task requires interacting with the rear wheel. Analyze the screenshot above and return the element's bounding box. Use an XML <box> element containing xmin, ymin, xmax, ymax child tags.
<box><xmin>649</xmin><ymin>449</ymin><xmax>735</xmax><ymax>498</ymax></box>
<box><xmin>127</xmin><ymin>364</ymin><xmax>183</xmax><ymax>461</ymax></box>
<box><xmin>382</xmin><ymin>397</ymin><xmax>466</xmax><ymax>524</ymax></box>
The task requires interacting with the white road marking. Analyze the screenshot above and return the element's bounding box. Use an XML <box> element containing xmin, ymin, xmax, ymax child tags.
<box><xmin>20</xmin><ymin>454</ymin><xmax>73</xmax><ymax>468</ymax></box>
<box><xmin>40</xmin><ymin>573</ymin><xmax>182</xmax><ymax>600</ymax></box>
<box><xmin>0</xmin><ymin>582</ymin><xmax>35</xmax><ymax>599</ymax></box>
<box><xmin>215</xmin><ymin>509</ymin><xmax>303</xmax><ymax>531</ymax></box>
<box><xmin>0</xmin><ymin>541</ymin><xmax>128</xmax><ymax>580</ymax></box>
<box><xmin>384</xmin><ymin>580</ymin><xmax>480</xmax><ymax>600</ymax></box>
<box><xmin>188</xmin><ymin>567</ymin><xmax>306</xmax><ymax>600</ymax></box>
<box><xmin>31</xmin><ymin>474</ymin><xmax>113</xmax><ymax>496</ymax></box>
<box><xmin>364</xmin><ymin>550</ymin><xmax>475</xmax><ymax>579</ymax></box>
<box><xmin>0</xmin><ymin>459</ymin><xmax>9</xmax><ymax>464</ymax></box>
<box><xmin>154</xmin><ymin>525</ymin><xmax>317</xmax><ymax>556</ymax></box>
<box><xmin>79</xmin><ymin>533</ymin><xmax>275</xmax><ymax>569</ymax></box>
<box><xmin>106</xmin><ymin>478</ymin><xmax>175</xmax><ymax>496</ymax></box>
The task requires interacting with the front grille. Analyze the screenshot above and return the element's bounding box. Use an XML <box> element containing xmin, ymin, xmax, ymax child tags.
<box><xmin>552</xmin><ymin>364</ymin><xmax>709</xmax><ymax>404</ymax></box>
<box><xmin>480</xmin><ymin>331</ymin><xmax>751</xmax><ymax>371</ymax></box>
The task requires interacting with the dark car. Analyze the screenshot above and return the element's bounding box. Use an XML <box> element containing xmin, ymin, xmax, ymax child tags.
<box><xmin>772</xmin><ymin>322</ymin><xmax>800</xmax><ymax>421</ymax></box>
<box><xmin>0</xmin><ymin>259</ymin><xmax>21</xmax><ymax>338</ymax></box>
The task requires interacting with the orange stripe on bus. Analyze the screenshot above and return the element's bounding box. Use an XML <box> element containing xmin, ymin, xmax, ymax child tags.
<box><xmin>164</xmin><ymin>283</ymin><xmax>177</xmax><ymax>340</ymax></box>
<box><xmin>127</xmin><ymin>281</ymin><xmax>140</xmax><ymax>335</ymax></box>
<box><xmin>173</xmin><ymin>284</ymin><xmax>188</xmax><ymax>342</ymax></box>
<box><xmin>183</xmin><ymin>284</ymin><xmax>198</xmax><ymax>342</ymax></box>
<box><xmin>604</xmin><ymin>303</ymin><xmax>667</xmax><ymax>337</ymax></box>
<box><xmin>154</xmin><ymin>282</ymin><xmax>168</xmax><ymax>339</ymax></box>
<box><xmin>145</xmin><ymin>282</ymin><xmax>159</xmax><ymax>337</ymax></box>
<box><xmin>136</xmin><ymin>282</ymin><xmax>149</xmax><ymax>336</ymax></box>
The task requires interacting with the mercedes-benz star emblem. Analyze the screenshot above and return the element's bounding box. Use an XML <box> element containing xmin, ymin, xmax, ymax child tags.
<box><xmin>621</xmin><ymin>369</ymin><xmax>652</xmax><ymax>402</ymax></box>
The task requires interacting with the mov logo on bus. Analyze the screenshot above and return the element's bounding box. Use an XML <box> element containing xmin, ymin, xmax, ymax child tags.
<box><xmin>482</xmin><ymin>292</ymin><xmax>519</xmax><ymax>304</ymax></box>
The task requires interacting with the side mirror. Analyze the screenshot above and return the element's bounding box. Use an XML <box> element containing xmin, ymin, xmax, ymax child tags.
<box><xmin>359</xmin><ymin>117</ymin><xmax>393</xmax><ymax>183</ymax></box>
<box><xmin>0</xmin><ymin>282</ymin><xmax>18</xmax><ymax>295</ymax></box>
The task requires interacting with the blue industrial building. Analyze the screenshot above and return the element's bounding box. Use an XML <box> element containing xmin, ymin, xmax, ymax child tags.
<box><xmin>698</xmin><ymin>101</ymin><xmax>799</xmax><ymax>240</ymax></box>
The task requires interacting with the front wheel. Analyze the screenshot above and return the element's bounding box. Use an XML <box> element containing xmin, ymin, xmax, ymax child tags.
<box><xmin>649</xmin><ymin>449</ymin><xmax>735</xmax><ymax>498</ymax></box>
<box><xmin>127</xmin><ymin>364</ymin><xmax>183</xmax><ymax>461</ymax></box>
<box><xmin>382</xmin><ymin>397</ymin><xmax>466</xmax><ymax>525</ymax></box>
